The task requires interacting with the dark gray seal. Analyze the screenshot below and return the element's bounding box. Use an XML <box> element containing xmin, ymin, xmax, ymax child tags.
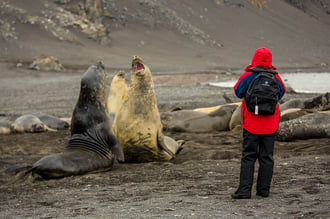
<box><xmin>34</xmin><ymin>113</ymin><xmax>70</xmax><ymax>130</ymax></box>
<box><xmin>167</xmin><ymin>104</ymin><xmax>238</xmax><ymax>133</ymax></box>
<box><xmin>280</xmin><ymin>92</ymin><xmax>330</xmax><ymax>111</ymax></box>
<box><xmin>277</xmin><ymin>111</ymin><xmax>330</xmax><ymax>141</ymax></box>
<box><xmin>26</xmin><ymin>62</ymin><xmax>124</xmax><ymax>179</ymax></box>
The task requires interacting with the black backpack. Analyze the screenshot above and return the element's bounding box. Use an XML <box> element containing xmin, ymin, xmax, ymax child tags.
<box><xmin>245</xmin><ymin>68</ymin><xmax>279</xmax><ymax>115</ymax></box>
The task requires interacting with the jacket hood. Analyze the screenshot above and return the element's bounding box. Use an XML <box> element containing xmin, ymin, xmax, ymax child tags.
<box><xmin>245</xmin><ymin>47</ymin><xmax>277</xmax><ymax>71</ymax></box>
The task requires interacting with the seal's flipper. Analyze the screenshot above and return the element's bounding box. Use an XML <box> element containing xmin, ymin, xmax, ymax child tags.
<box><xmin>157</xmin><ymin>129</ymin><xmax>175</xmax><ymax>157</ymax></box>
<box><xmin>164</xmin><ymin>136</ymin><xmax>184</xmax><ymax>155</ymax></box>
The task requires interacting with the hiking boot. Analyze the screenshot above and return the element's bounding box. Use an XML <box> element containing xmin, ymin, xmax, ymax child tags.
<box><xmin>231</xmin><ymin>193</ymin><xmax>251</xmax><ymax>199</ymax></box>
<box><xmin>256</xmin><ymin>192</ymin><xmax>269</xmax><ymax>198</ymax></box>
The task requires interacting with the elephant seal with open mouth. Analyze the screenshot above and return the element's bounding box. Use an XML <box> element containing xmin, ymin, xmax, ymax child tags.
<box><xmin>113</xmin><ymin>56</ymin><xmax>184</xmax><ymax>162</ymax></box>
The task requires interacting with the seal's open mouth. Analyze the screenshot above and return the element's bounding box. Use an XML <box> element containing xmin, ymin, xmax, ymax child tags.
<box><xmin>135</xmin><ymin>62</ymin><xmax>144</xmax><ymax>72</ymax></box>
<box><xmin>132</xmin><ymin>55</ymin><xmax>145</xmax><ymax>73</ymax></box>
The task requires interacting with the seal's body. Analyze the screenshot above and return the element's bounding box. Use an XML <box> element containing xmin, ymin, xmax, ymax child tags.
<box><xmin>280</xmin><ymin>93</ymin><xmax>329</xmax><ymax>111</ymax></box>
<box><xmin>277</xmin><ymin>111</ymin><xmax>330</xmax><ymax>141</ymax></box>
<box><xmin>35</xmin><ymin>114</ymin><xmax>70</xmax><ymax>130</ymax></box>
<box><xmin>11</xmin><ymin>114</ymin><xmax>55</xmax><ymax>133</ymax></box>
<box><xmin>167</xmin><ymin>104</ymin><xmax>238</xmax><ymax>133</ymax></box>
<box><xmin>106</xmin><ymin>71</ymin><xmax>127</xmax><ymax>121</ymax></box>
<box><xmin>160</xmin><ymin>110</ymin><xmax>207</xmax><ymax>130</ymax></box>
<box><xmin>29</xmin><ymin>62</ymin><xmax>124</xmax><ymax>179</ymax></box>
<box><xmin>113</xmin><ymin>56</ymin><xmax>183</xmax><ymax>162</ymax></box>
<box><xmin>229</xmin><ymin>103</ymin><xmax>242</xmax><ymax>132</ymax></box>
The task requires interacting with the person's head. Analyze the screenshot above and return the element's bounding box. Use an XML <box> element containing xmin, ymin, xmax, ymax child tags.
<box><xmin>251</xmin><ymin>47</ymin><xmax>273</xmax><ymax>69</ymax></box>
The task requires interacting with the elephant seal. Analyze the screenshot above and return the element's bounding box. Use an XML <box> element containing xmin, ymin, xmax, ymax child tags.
<box><xmin>10</xmin><ymin>114</ymin><xmax>56</xmax><ymax>133</ymax></box>
<box><xmin>160</xmin><ymin>110</ymin><xmax>207</xmax><ymax>130</ymax></box>
<box><xmin>34</xmin><ymin>113</ymin><xmax>70</xmax><ymax>130</ymax></box>
<box><xmin>106</xmin><ymin>70</ymin><xmax>127</xmax><ymax>122</ymax></box>
<box><xmin>277</xmin><ymin>111</ymin><xmax>330</xmax><ymax>141</ymax></box>
<box><xmin>280</xmin><ymin>92</ymin><xmax>329</xmax><ymax>111</ymax></box>
<box><xmin>26</xmin><ymin>62</ymin><xmax>124</xmax><ymax>179</ymax></box>
<box><xmin>168</xmin><ymin>104</ymin><xmax>238</xmax><ymax>133</ymax></box>
<box><xmin>113</xmin><ymin>56</ymin><xmax>184</xmax><ymax>162</ymax></box>
<box><xmin>279</xmin><ymin>108</ymin><xmax>312</xmax><ymax>122</ymax></box>
<box><xmin>229</xmin><ymin>103</ymin><xmax>242</xmax><ymax>132</ymax></box>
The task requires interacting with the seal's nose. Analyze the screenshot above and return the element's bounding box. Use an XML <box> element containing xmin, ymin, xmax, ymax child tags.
<box><xmin>96</xmin><ymin>61</ymin><xmax>105</xmax><ymax>70</ymax></box>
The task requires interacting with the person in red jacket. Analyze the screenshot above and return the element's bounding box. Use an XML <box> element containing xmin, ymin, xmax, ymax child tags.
<box><xmin>232</xmin><ymin>47</ymin><xmax>286</xmax><ymax>199</ymax></box>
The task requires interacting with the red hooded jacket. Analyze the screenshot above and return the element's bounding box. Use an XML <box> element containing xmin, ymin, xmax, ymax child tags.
<box><xmin>233</xmin><ymin>47</ymin><xmax>286</xmax><ymax>134</ymax></box>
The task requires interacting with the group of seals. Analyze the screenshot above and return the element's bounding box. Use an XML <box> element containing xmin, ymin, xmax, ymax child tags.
<box><xmin>25</xmin><ymin>62</ymin><xmax>124</xmax><ymax>179</ymax></box>
<box><xmin>112</xmin><ymin>56</ymin><xmax>184</xmax><ymax>162</ymax></box>
<box><xmin>160</xmin><ymin>102</ymin><xmax>241</xmax><ymax>133</ymax></box>
<box><xmin>160</xmin><ymin>92</ymin><xmax>330</xmax><ymax>142</ymax></box>
<box><xmin>6</xmin><ymin>58</ymin><xmax>329</xmax><ymax>179</ymax></box>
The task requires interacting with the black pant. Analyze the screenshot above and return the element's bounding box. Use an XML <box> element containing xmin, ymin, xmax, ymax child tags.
<box><xmin>236</xmin><ymin>129</ymin><xmax>276</xmax><ymax>196</ymax></box>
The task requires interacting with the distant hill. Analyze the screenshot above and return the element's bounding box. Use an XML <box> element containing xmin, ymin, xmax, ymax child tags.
<box><xmin>0</xmin><ymin>0</ymin><xmax>329</xmax><ymax>72</ymax></box>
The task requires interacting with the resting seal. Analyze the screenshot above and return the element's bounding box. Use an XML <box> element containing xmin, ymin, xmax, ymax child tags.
<box><xmin>113</xmin><ymin>56</ymin><xmax>184</xmax><ymax>162</ymax></box>
<box><xmin>10</xmin><ymin>114</ymin><xmax>56</xmax><ymax>133</ymax></box>
<box><xmin>277</xmin><ymin>111</ymin><xmax>330</xmax><ymax>141</ymax></box>
<box><xmin>279</xmin><ymin>108</ymin><xmax>311</xmax><ymax>122</ymax></box>
<box><xmin>167</xmin><ymin>104</ymin><xmax>238</xmax><ymax>133</ymax></box>
<box><xmin>160</xmin><ymin>110</ymin><xmax>207</xmax><ymax>130</ymax></box>
<box><xmin>27</xmin><ymin>62</ymin><xmax>124</xmax><ymax>179</ymax></box>
<box><xmin>229</xmin><ymin>103</ymin><xmax>242</xmax><ymax>132</ymax></box>
<box><xmin>34</xmin><ymin>113</ymin><xmax>70</xmax><ymax>130</ymax></box>
<box><xmin>280</xmin><ymin>92</ymin><xmax>329</xmax><ymax>111</ymax></box>
<box><xmin>106</xmin><ymin>70</ymin><xmax>127</xmax><ymax>122</ymax></box>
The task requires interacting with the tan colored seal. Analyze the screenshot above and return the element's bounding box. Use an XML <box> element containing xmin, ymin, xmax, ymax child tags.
<box><xmin>193</xmin><ymin>105</ymin><xmax>221</xmax><ymax>113</ymax></box>
<box><xmin>113</xmin><ymin>56</ymin><xmax>184</xmax><ymax>162</ymax></box>
<box><xmin>279</xmin><ymin>108</ymin><xmax>311</xmax><ymax>122</ymax></box>
<box><xmin>229</xmin><ymin>102</ymin><xmax>242</xmax><ymax>132</ymax></box>
<box><xmin>106</xmin><ymin>70</ymin><xmax>127</xmax><ymax>121</ymax></box>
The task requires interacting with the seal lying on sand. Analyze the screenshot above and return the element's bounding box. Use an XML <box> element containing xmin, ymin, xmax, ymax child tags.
<box><xmin>280</xmin><ymin>92</ymin><xmax>329</xmax><ymax>111</ymax></box>
<box><xmin>229</xmin><ymin>103</ymin><xmax>242</xmax><ymax>132</ymax></box>
<box><xmin>279</xmin><ymin>108</ymin><xmax>311</xmax><ymax>122</ymax></box>
<box><xmin>34</xmin><ymin>113</ymin><xmax>70</xmax><ymax>130</ymax></box>
<box><xmin>26</xmin><ymin>62</ymin><xmax>124</xmax><ymax>179</ymax></box>
<box><xmin>113</xmin><ymin>56</ymin><xmax>184</xmax><ymax>162</ymax></box>
<box><xmin>160</xmin><ymin>110</ymin><xmax>207</xmax><ymax>130</ymax></box>
<box><xmin>277</xmin><ymin>111</ymin><xmax>330</xmax><ymax>141</ymax></box>
<box><xmin>167</xmin><ymin>104</ymin><xmax>238</xmax><ymax>133</ymax></box>
<box><xmin>10</xmin><ymin>114</ymin><xmax>56</xmax><ymax>133</ymax></box>
<box><xmin>106</xmin><ymin>70</ymin><xmax>127</xmax><ymax>123</ymax></box>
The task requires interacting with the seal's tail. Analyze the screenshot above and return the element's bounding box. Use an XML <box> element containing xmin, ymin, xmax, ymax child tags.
<box><xmin>5</xmin><ymin>163</ymin><xmax>35</xmax><ymax>184</ymax></box>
